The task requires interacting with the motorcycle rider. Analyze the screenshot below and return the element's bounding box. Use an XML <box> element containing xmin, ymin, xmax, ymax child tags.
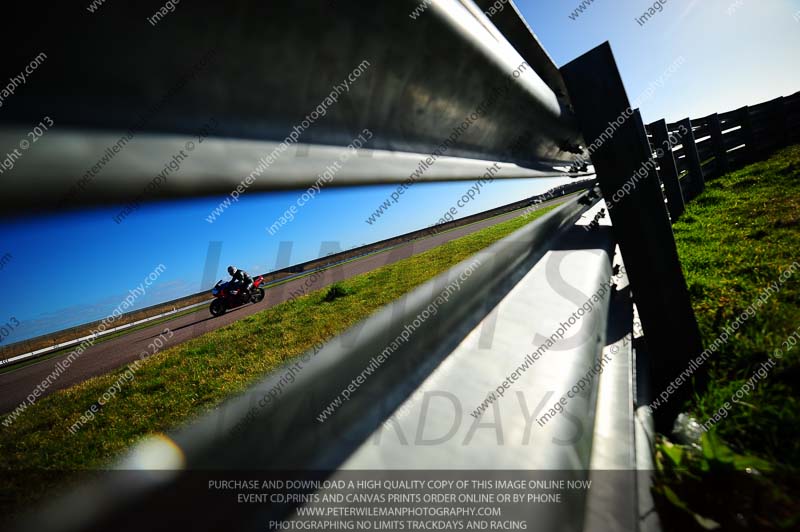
<box><xmin>227</xmin><ymin>265</ymin><xmax>253</xmax><ymax>298</ymax></box>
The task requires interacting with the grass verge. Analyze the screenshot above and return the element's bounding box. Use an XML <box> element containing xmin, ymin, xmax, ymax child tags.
<box><xmin>0</xmin><ymin>202</ymin><xmax>558</xmax><ymax>514</ymax></box>
<box><xmin>654</xmin><ymin>145</ymin><xmax>800</xmax><ymax>530</ymax></box>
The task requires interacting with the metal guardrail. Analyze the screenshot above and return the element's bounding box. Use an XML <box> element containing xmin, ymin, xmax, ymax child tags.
<box><xmin>0</xmin><ymin>0</ymin><xmax>589</xmax><ymax>215</ymax></box>
<box><xmin>4</xmin><ymin>2</ymin><xmax>720</xmax><ymax>531</ymax></box>
<box><xmin>13</xmin><ymin>193</ymin><xmax>632</xmax><ymax>532</ymax></box>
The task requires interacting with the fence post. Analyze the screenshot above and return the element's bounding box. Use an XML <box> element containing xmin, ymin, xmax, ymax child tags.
<box><xmin>774</xmin><ymin>96</ymin><xmax>789</xmax><ymax>149</ymax></box>
<box><xmin>738</xmin><ymin>105</ymin><xmax>756</xmax><ymax>164</ymax></box>
<box><xmin>561</xmin><ymin>42</ymin><xmax>704</xmax><ymax>429</ymax></box>
<box><xmin>708</xmin><ymin>113</ymin><xmax>729</xmax><ymax>177</ymax></box>
<box><xmin>649</xmin><ymin>119</ymin><xmax>685</xmax><ymax>221</ymax></box>
<box><xmin>786</xmin><ymin>91</ymin><xmax>800</xmax><ymax>146</ymax></box>
<box><xmin>677</xmin><ymin>118</ymin><xmax>704</xmax><ymax>200</ymax></box>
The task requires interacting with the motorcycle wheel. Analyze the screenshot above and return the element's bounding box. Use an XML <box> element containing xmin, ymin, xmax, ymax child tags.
<box><xmin>251</xmin><ymin>288</ymin><xmax>265</xmax><ymax>303</ymax></box>
<box><xmin>210</xmin><ymin>299</ymin><xmax>226</xmax><ymax>317</ymax></box>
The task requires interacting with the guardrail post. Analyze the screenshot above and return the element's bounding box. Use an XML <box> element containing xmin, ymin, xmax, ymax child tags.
<box><xmin>677</xmin><ymin>118</ymin><xmax>704</xmax><ymax>200</ymax></box>
<box><xmin>649</xmin><ymin>118</ymin><xmax>685</xmax><ymax>221</ymax></box>
<box><xmin>561</xmin><ymin>42</ymin><xmax>704</xmax><ymax>429</ymax></box>
<box><xmin>708</xmin><ymin>113</ymin><xmax>729</xmax><ymax>177</ymax></box>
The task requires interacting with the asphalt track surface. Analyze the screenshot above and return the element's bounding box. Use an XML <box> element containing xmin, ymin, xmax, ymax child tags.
<box><xmin>0</xmin><ymin>197</ymin><xmax>569</xmax><ymax>414</ymax></box>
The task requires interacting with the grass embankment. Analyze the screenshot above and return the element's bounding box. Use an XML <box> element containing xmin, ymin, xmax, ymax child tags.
<box><xmin>0</xmin><ymin>204</ymin><xmax>557</xmax><ymax>507</ymax></box>
<box><xmin>655</xmin><ymin>145</ymin><xmax>800</xmax><ymax>530</ymax></box>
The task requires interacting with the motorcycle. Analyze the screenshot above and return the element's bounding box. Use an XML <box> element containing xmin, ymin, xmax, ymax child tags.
<box><xmin>209</xmin><ymin>276</ymin><xmax>265</xmax><ymax>316</ymax></box>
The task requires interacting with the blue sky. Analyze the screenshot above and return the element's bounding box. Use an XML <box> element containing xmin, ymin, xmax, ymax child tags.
<box><xmin>526</xmin><ymin>0</ymin><xmax>800</xmax><ymax>124</ymax></box>
<box><xmin>2</xmin><ymin>0</ymin><xmax>800</xmax><ymax>343</ymax></box>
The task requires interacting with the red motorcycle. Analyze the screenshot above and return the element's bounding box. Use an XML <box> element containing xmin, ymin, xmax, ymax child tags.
<box><xmin>209</xmin><ymin>276</ymin><xmax>265</xmax><ymax>316</ymax></box>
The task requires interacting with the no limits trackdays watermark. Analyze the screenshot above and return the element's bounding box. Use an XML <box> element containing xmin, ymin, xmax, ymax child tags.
<box><xmin>235</xmin><ymin>388</ymin><xmax>590</xmax><ymax>449</ymax></box>
<box><xmin>365</xmin><ymin>390</ymin><xmax>591</xmax><ymax>448</ymax></box>
<box><xmin>223</xmin><ymin>247</ymin><xmax>610</xmax><ymax>446</ymax></box>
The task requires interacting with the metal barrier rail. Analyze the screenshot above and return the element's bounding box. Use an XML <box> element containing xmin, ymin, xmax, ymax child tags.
<box><xmin>3</xmin><ymin>2</ymin><xmax>717</xmax><ymax>531</ymax></box>
<box><xmin>14</xmin><ymin>193</ymin><xmax>622</xmax><ymax>532</ymax></box>
<box><xmin>0</xmin><ymin>0</ymin><xmax>588</xmax><ymax>215</ymax></box>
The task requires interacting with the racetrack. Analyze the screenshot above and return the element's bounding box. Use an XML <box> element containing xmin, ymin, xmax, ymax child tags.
<box><xmin>0</xmin><ymin>197</ymin><xmax>569</xmax><ymax>413</ymax></box>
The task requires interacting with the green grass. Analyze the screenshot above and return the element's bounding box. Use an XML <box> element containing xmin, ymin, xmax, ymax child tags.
<box><xmin>0</xmin><ymin>203</ymin><xmax>557</xmax><ymax>511</ymax></box>
<box><xmin>655</xmin><ymin>145</ymin><xmax>800</xmax><ymax>530</ymax></box>
<box><xmin>673</xmin><ymin>145</ymin><xmax>800</xmax><ymax>465</ymax></box>
<box><xmin>322</xmin><ymin>283</ymin><xmax>349</xmax><ymax>302</ymax></box>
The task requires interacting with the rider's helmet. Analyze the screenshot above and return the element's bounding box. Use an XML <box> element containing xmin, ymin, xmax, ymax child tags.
<box><xmin>227</xmin><ymin>265</ymin><xmax>237</xmax><ymax>276</ymax></box>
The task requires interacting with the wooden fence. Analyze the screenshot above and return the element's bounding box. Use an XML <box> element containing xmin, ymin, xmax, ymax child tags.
<box><xmin>645</xmin><ymin>91</ymin><xmax>800</xmax><ymax>208</ymax></box>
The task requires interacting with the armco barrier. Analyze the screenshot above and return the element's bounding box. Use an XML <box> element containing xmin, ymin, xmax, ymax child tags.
<box><xmin>10</xmin><ymin>0</ymin><xmax>794</xmax><ymax>530</ymax></box>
